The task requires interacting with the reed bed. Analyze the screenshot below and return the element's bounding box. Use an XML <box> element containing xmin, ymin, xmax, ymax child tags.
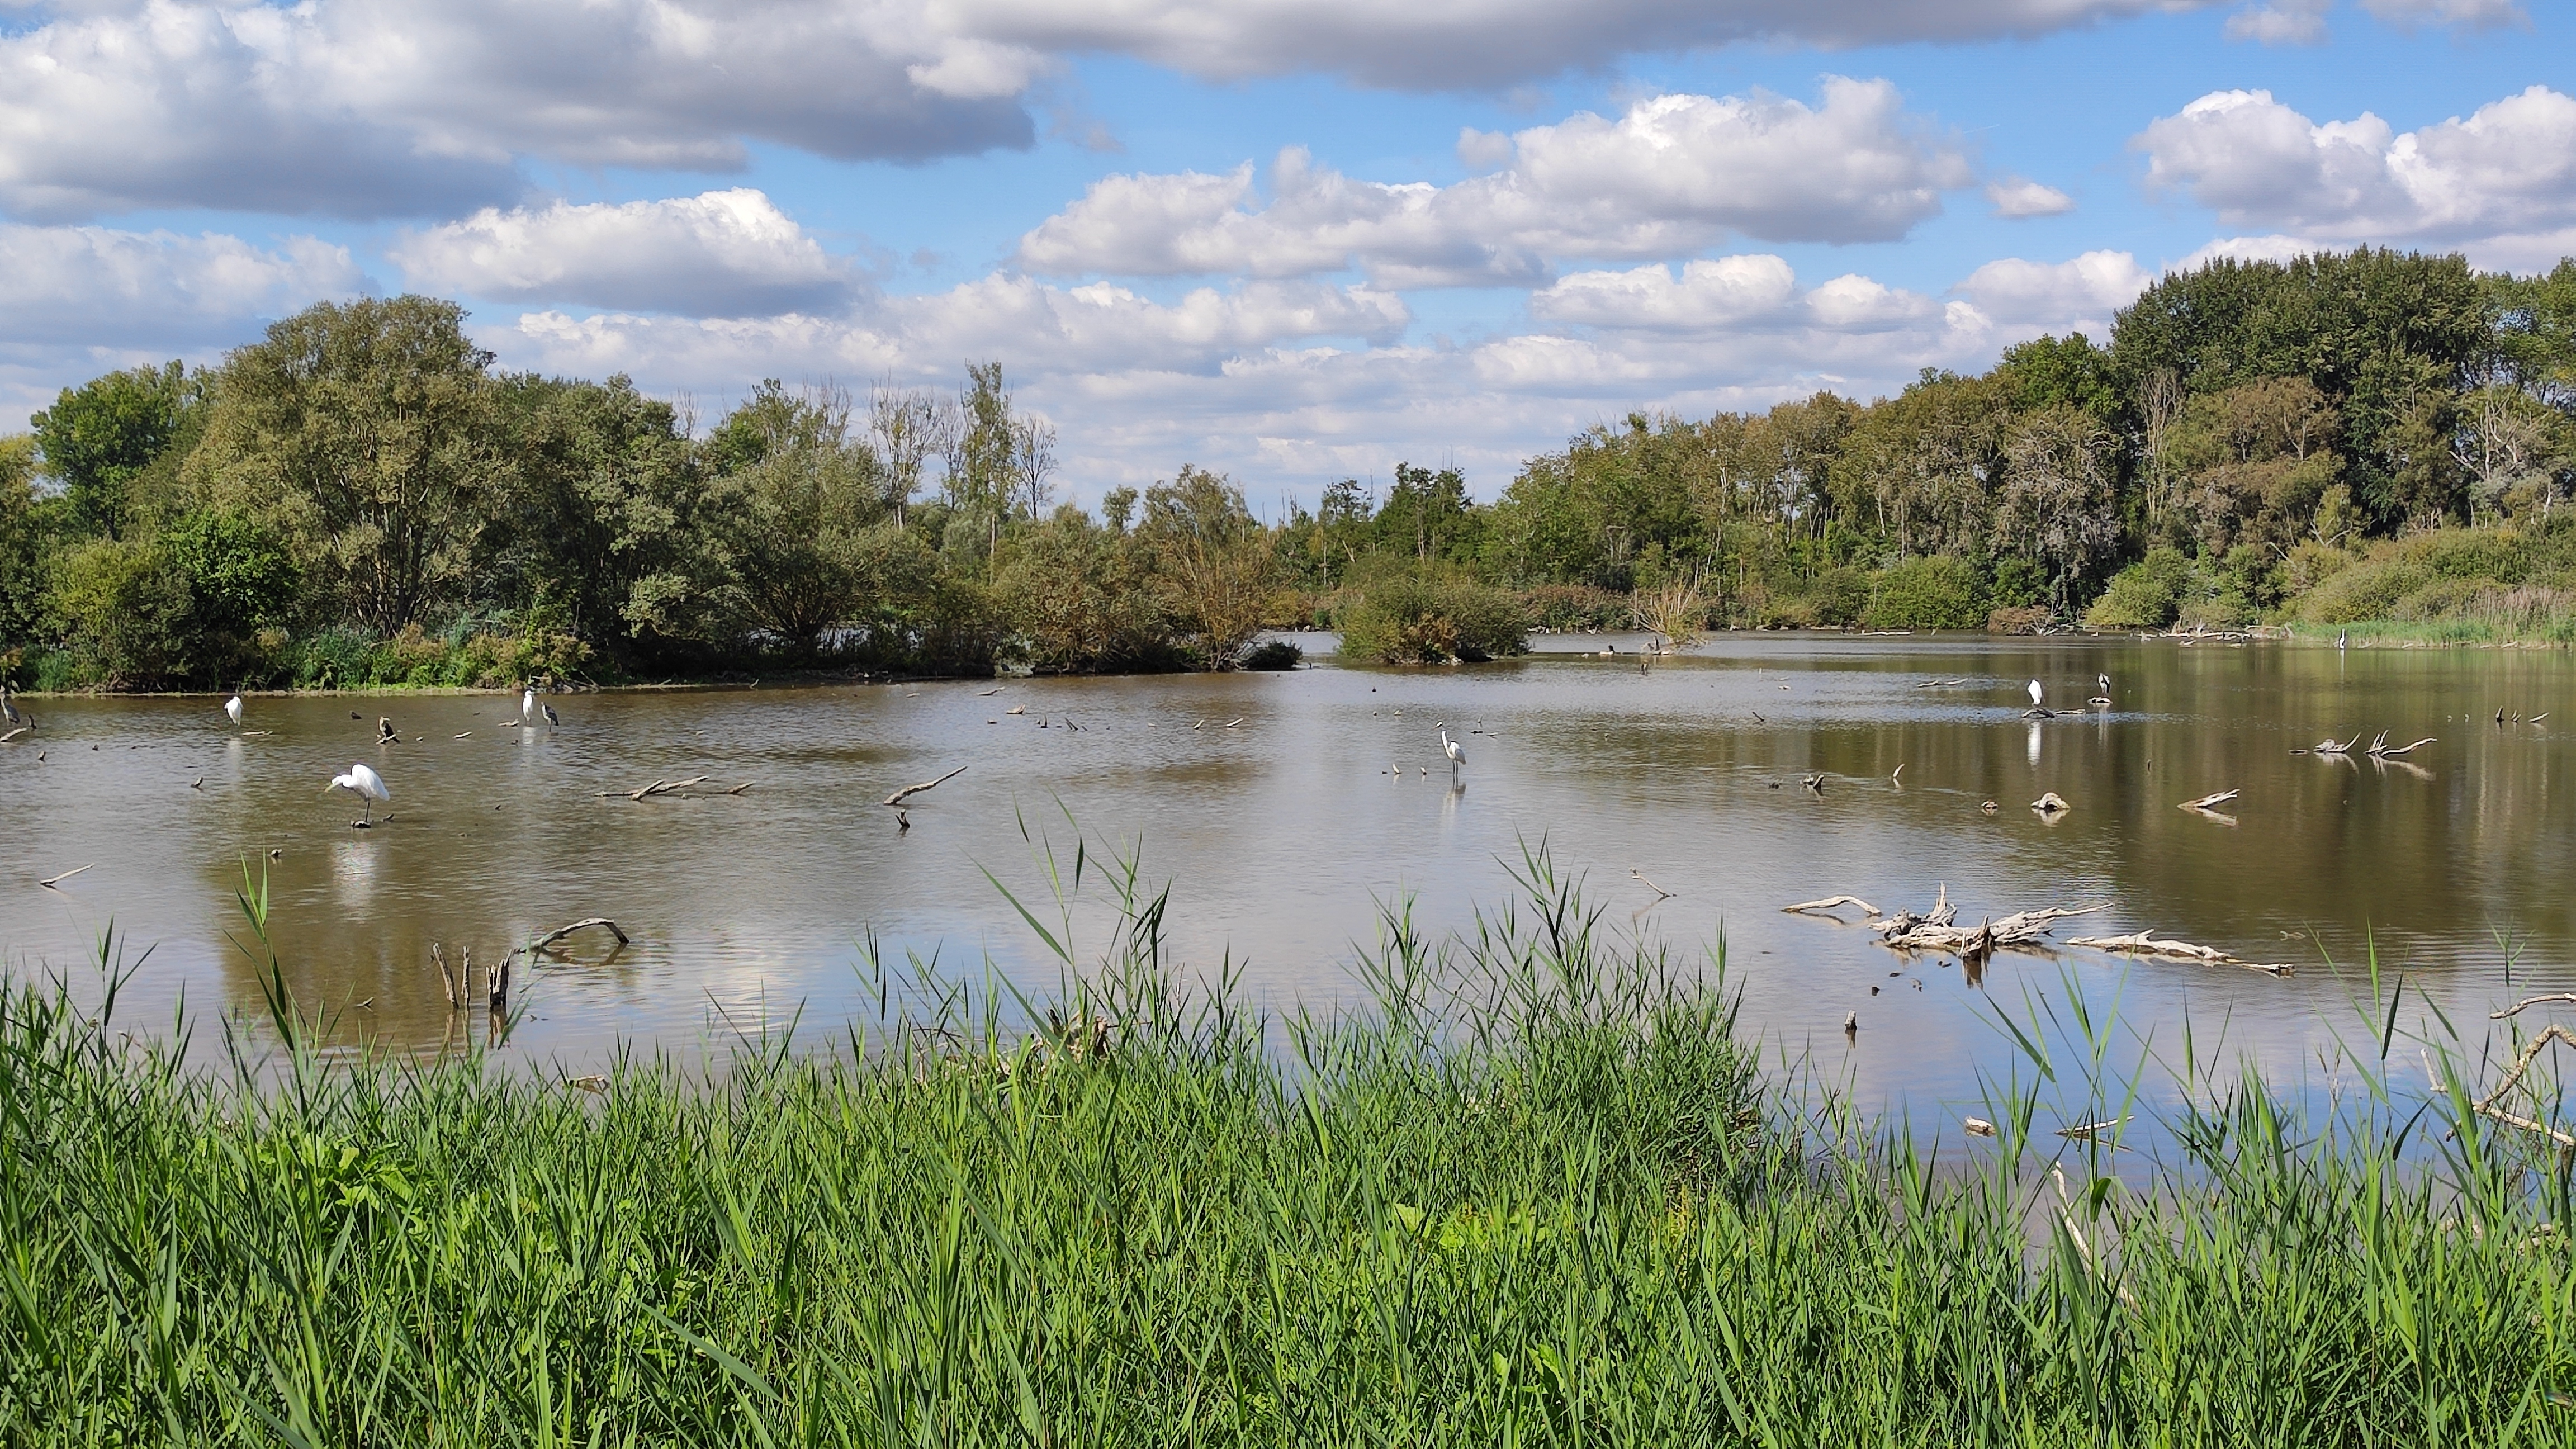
<box><xmin>4</xmin><ymin>845</ymin><xmax>2575</xmax><ymax>1445</ymax></box>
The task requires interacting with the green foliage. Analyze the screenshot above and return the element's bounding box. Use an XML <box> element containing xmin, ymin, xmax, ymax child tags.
<box><xmin>47</xmin><ymin>536</ymin><xmax>193</xmax><ymax>686</ymax></box>
<box><xmin>2086</xmin><ymin>547</ymin><xmax>2193</xmax><ymax>628</ymax></box>
<box><xmin>0</xmin><ymin>436</ymin><xmax>45</xmax><ymax>656</ymax></box>
<box><xmin>1867</xmin><ymin>555</ymin><xmax>1984</xmax><ymax>629</ymax></box>
<box><xmin>30</xmin><ymin>360</ymin><xmax>191</xmax><ymax>541</ymax></box>
<box><xmin>1137</xmin><ymin>465</ymin><xmax>1274</xmax><ymax>668</ymax></box>
<box><xmin>1336</xmin><ymin>574</ymin><xmax>1528</xmax><ymax>662</ymax></box>
<box><xmin>1998</xmin><ymin>332</ymin><xmax>2118</xmax><ymax>420</ymax></box>
<box><xmin>193</xmin><ymin>296</ymin><xmax>503</xmax><ymax>633</ymax></box>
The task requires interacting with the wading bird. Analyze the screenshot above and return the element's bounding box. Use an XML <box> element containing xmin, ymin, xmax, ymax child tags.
<box><xmin>522</xmin><ymin>686</ymin><xmax>537</xmax><ymax>724</ymax></box>
<box><xmin>2028</xmin><ymin>679</ymin><xmax>2044</xmax><ymax>709</ymax></box>
<box><xmin>327</xmin><ymin>762</ymin><xmax>391</xmax><ymax>826</ymax></box>
<box><xmin>541</xmin><ymin>702</ymin><xmax>561</xmax><ymax>729</ymax></box>
<box><xmin>1</xmin><ymin>684</ymin><xmax>18</xmax><ymax>727</ymax></box>
<box><xmin>2089</xmin><ymin>673</ymin><xmax>2113</xmax><ymax>709</ymax></box>
<box><xmin>1440</xmin><ymin>728</ymin><xmax>1465</xmax><ymax>770</ymax></box>
<box><xmin>224</xmin><ymin>693</ymin><xmax>243</xmax><ymax>728</ymax></box>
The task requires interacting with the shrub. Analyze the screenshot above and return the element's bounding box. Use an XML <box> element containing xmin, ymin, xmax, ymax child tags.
<box><xmin>1238</xmin><ymin>639</ymin><xmax>1303</xmax><ymax>670</ymax></box>
<box><xmin>1337</xmin><ymin>577</ymin><xmax>1528</xmax><ymax>664</ymax></box>
<box><xmin>1867</xmin><ymin>556</ymin><xmax>1984</xmax><ymax>630</ymax></box>
<box><xmin>1518</xmin><ymin>583</ymin><xmax>1629</xmax><ymax>632</ymax></box>
<box><xmin>2085</xmin><ymin>548</ymin><xmax>2192</xmax><ymax>629</ymax></box>
<box><xmin>1805</xmin><ymin>567</ymin><xmax>1871</xmax><ymax>627</ymax></box>
<box><xmin>49</xmin><ymin>537</ymin><xmax>193</xmax><ymax>687</ymax></box>
<box><xmin>1986</xmin><ymin>605</ymin><xmax>2052</xmax><ymax>634</ymax></box>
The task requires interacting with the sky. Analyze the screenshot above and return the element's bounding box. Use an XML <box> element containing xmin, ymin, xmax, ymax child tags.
<box><xmin>0</xmin><ymin>0</ymin><xmax>2567</xmax><ymax>510</ymax></box>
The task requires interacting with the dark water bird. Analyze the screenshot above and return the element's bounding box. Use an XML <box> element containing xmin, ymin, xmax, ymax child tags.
<box><xmin>541</xmin><ymin>702</ymin><xmax>561</xmax><ymax>729</ymax></box>
<box><xmin>377</xmin><ymin>717</ymin><xmax>398</xmax><ymax>744</ymax></box>
<box><xmin>2</xmin><ymin>684</ymin><xmax>20</xmax><ymax>726</ymax></box>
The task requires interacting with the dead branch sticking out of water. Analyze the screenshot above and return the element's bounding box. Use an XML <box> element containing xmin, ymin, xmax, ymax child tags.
<box><xmin>2368</xmin><ymin>732</ymin><xmax>2436</xmax><ymax>757</ymax></box>
<box><xmin>2475</xmin><ymin>1026</ymin><xmax>2576</xmax><ymax>1153</ymax></box>
<box><xmin>1632</xmin><ymin>869</ymin><xmax>1675</xmax><ymax>901</ymax></box>
<box><xmin>0</xmin><ymin>727</ymin><xmax>29</xmax><ymax>742</ymax></box>
<box><xmin>2180</xmin><ymin>789</ymin><xmax>2241</xmax><ymax>811</ymax></box>
<box><xmin>36</xmin><ymin>864</ymin><xmax>91</xmax><ymax>890</ymax></box>
<box><xmin>2067</xmin><ymin>931</ymin><xmax>2294</xmax><ymax>976</ymax></box>
<box><xmin>884</xmin><ymin>764</ymin><xmax>967</xmax><ymax>807</ymax></box>
<box><xmin>432</xmin><ymin>943</ymin><xmax>457</xmax><ymax>1008</ymax></box>
<box><xmin>2494</xmin><ymin>994</ymin><xmax>2576</xmax><ymax>1020</ymax></box>
<box><xmin>2298</xmin><ymin>732</ymin><xmax>2356</xmax><ymax>756</ymax></box>
<box><xmin>1782</xmin><ymin>894</ymin><xmax>1881</xmax><ymax>917</ymax></box>
<box><xmin>532</xmin><ymin>917</ymin><xmax>629</xmax><ymax>954</ymax></box>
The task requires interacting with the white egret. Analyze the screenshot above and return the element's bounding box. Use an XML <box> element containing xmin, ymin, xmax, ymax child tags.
<box><xmin>522</xmin><ymin>686</ymin><xmax>537</xmax><ymax>724</ymax></box>
<box><xmin>1439</xmin><ymin>728</ymin><xmax>1465</xmax><ymax>769</ymax></box>
<box><xmin>224</xmin><ymin>693</ymin><xmax>243</xmax><ymax>727</ymax></box>
<box><xmin>2026</xmin><ymin>679</ymin><xmax>2044</xmax><ymax>708</ymax></box>
<box><xmin>327</xmin><ymin>761</ymin><xmax>391</xmax><ymax>825</ymax></box>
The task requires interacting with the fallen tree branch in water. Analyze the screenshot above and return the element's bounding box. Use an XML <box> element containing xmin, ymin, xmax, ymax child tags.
<box><xmin>2067</xmin><ymin>931</ymin><xmax>2293</xmax><ymax>976</ymax></box>
<box><xmin>2369</xmin><ymin>733</ymin><xmax>2436</xmax><ymax>757</ymax></box>
<box><xmin>2474</xmin><ymin>1026</ymin><xmax>2576</xmax><ymax>1153</ymax></box>
<box><xmin>2494</xmin><ymin>994</ymin><xmax>2576</xmax><ymax>1020</ymax></box>
<box><xmin>1781</xmin><ymin>894</ymin><xmax>1881</xmax><ymax>917</ymax></box>
<box><xmin>532</xmin><ymin>918</ymin><xmax>629</xmax><ymax>954</ymax></box>
<box><xmin>602</xmin><ymin>776</ymin><xmax>711</xmax><ymax>801</ymax></box>
<box><xmin>884</xmin><ymin>765</ymin><xmax>967</xmax><ymax>807</ymax></box>
<box><xmin>2179</xmin><ymin>789</ymin><xmax>2241</xmax><ymax>811</ymax></box>
<box><xmin>1880</xmin><ymin>899</ymin><xmax>2108</xmax><ymax>951</ymax></box>
<box><xmin>36</xmin><ymin>863</ymin><xmax>92</xmax><ymax>890</ymax></box>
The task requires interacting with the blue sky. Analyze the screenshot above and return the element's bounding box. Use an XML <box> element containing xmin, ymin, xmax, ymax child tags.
<box><xmin>0</xmin><ymin>0</ymin><xmax>2564</xmax><ymax>508</ymax></box>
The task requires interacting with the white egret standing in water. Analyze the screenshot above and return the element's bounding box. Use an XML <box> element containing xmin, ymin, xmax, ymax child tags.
<box><xmin>327</xmin><ymin>762</ymin><xmax>391</xmax><ymax>825</ymax></box>
<box><xmin>2027</xmin><ymin>679</ymin><xmax>2044</xmax><ymax>709</ymax></box>
<box><xmin>522</xmin><ymin>686</ymin><xmax>536</xmax><ymax>724</ymax></box>
<box><xmin>1440</xmin><ymin>728</ymin><xmax>1465</xmax><ymax>770</ymax></box>
<box><xmin>224</xmin><ymin>693</ymin><xmax>243</xmax><ymax>728</ymax></box>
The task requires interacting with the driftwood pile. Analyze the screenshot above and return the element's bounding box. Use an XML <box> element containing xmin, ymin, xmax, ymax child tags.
<box><xmin>1783</xmin><ymin>887</ymin><xmax>2295</xmax><ymax>978</ymax></box>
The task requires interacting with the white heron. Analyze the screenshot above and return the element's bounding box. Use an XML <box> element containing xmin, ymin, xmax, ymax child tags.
<box><xmin>2027</xmin><ymin>679</ymin><xmax>2044</xmax><ymax>709</ymax></box>
<box><xmin>1439</xmin><ymin>728</ymin><xmax>1466</xmax><ymax>769</ymax></box>
<box><xmin>326</xmin><ymin>761</ymin><xmax>391</xmax><ymax>825</ymax></box>
<box><xmin>224</xmin><ymin>693</ymin><xmax>243</xmax><ymax>728</ymax></box>
<box><xmin>2089</xmin><ymin>672</ymin><xmax>2113</xmax><ymax>709</ymax></box>
<box><xmin>521</xmin><ymin>686</ymin><xmax>537</xmax><ymax>724</ymax></box>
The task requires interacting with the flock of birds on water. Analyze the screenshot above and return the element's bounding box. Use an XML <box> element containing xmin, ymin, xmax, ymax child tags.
<box><xmin>3</xmin><ymin>680</ymin><xmax>564</xmax><ymax>830</ymax></box>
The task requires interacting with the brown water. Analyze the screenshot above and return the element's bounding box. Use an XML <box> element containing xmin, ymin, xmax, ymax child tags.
<box><xmin>6</xmin><ymin>634</ymin><xmax>2574</xmax><ymax>1114</ymax></box>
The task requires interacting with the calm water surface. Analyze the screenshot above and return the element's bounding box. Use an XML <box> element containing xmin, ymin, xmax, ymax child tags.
<box><xmin>7</xmin><ymin>634</ymin><xmax>2574</xmax><ymax>1117</ymax></box>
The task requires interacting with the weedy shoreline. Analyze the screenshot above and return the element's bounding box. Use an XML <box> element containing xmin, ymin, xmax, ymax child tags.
<box><xmin>5</xmin><ymin>846</ymin><xmax>2573</xmax><ymax>1444</ymax></box>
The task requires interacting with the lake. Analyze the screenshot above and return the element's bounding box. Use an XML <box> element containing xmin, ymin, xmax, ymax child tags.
<box><xmin>6</xmin><ymin>633</ymin><xmax>2573</xmax><ymax>1119</ymax></box>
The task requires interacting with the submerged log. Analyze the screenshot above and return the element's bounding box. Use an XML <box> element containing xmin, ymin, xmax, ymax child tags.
<box><xmin>2179</xmin><ymin>788</ymin><xmax>2241</xmax><ymax>811</ymax></box>
<box><xmin>2067</xmin><ymin>930</ymin><xmax>2293</xmax><ymax>976</ymax></box>
<box><xmin>1879</xmin><ymin>898</ymin><xmax>2105</xmax><ymax>951</ymax></box>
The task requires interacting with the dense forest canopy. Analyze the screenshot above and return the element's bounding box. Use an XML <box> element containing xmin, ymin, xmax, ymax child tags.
<box><xmin>2</xmin><ymin>248</ymin><xmax>2573</xmax><ymax>689</ymax></box>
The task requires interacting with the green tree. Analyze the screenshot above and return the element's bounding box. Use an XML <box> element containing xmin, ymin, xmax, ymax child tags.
<box><xmin>193</xmin><ymin>297</ymin><xmax>506</xmax><ymax>633</ymax></box>
<box><xmin>0</xmin><ymin>437</ymin><xmax>44</xmax><ymax>659</ymax></box>
<box><xmin>496</xmin><ymin>373</ymin><xmax>714</xmax><ymax>664</ymax></box>
<box><xmin>707</xmin><ymin>415</ymin><xmax>894</xmax><ymax>658</ymax></box>
<box><xmin>31</xmin><ymin>361</ymin><xmax>192</xmax><ymax>541</ymax></box>
<box><xmin>163</xmin><ymin>507</ymin><xmax>299</xmax><ymax>682</ymax></box>
<box><xmin>49</xmin><ymin>537</ymin><xmax>193</xmax><ymax>686</ymax></box>
<box><xmin>1138</xmin><ymin>465</ymin><xmax>1273</xmax><ymax>668</ymax></box>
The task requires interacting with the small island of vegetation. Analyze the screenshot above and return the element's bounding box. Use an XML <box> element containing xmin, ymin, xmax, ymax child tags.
<box><xmin>2</xmin><ymin>244</ymin><xmax>2572</xmax><ymax>693</ymax></box>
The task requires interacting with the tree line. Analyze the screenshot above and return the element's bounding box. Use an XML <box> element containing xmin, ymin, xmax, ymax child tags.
<box><xmin>2</xmin><ymin>247</ymin><xmax>2573</xmax><ymax>689</ymax></box>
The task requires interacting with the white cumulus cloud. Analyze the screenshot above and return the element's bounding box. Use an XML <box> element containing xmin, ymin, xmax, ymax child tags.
<box><xmin>391</xmin><ymin>190</ymin><xmax>851</xmax><ymax>317</ymax></box>
<box><xmin>0</xmin><ymin>225</ymin><xmax>366</xmax><ymax>346</ymax></box>
<box><xmin>953</xmin><ymin>0</ymin><xmax>2222</xmax><ymax>91</ymax></box>
<box><xmin>2224</xmin><ymin>0</ymin><xmax>2331</xmax><ymax>42</ymax></box>
<box><xmin>1019</xmin><ymin>80</ymin><xmax>1975</xmax><ymax>287</ymax></box>
<box><xmin>1986</xmin><ymin>177</ymin><xmax>2076</xmax><ymax>217</ymax></box>
<box><xmin>2136</xmin><ymin>85</ymin><xmax>2576</xmax><ymax>257</ymax></box>
<box><xmin>0</xmin><ymin>0</ymin><xmax>1036</xmax><ymax>220</ymax></box>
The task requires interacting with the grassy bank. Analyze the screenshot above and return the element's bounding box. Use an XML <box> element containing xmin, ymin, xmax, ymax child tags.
<box><xmin>7</xmin><ymin>856</ymin><xmax>2576</xmax><ymax>1443</ymax></box>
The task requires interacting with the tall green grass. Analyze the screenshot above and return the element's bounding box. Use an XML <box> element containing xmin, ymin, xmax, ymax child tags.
<box><xmin>4</xmin><ymin>844</ymin><xmax>2575</xmax><ymax>1443</ymax></box>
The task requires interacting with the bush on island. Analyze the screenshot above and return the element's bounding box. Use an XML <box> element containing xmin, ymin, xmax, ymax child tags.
<box><xmin>1336</xmin><ymin>577</ymin><xmax>1528</xmax><ymax>664</ymax></box>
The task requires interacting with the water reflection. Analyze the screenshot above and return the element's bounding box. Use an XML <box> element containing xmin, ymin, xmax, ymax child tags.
<box><xmin>2</xmin><ymin>634</ymin><xmax>2572</xmax><ymax>1122</ymax></box>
